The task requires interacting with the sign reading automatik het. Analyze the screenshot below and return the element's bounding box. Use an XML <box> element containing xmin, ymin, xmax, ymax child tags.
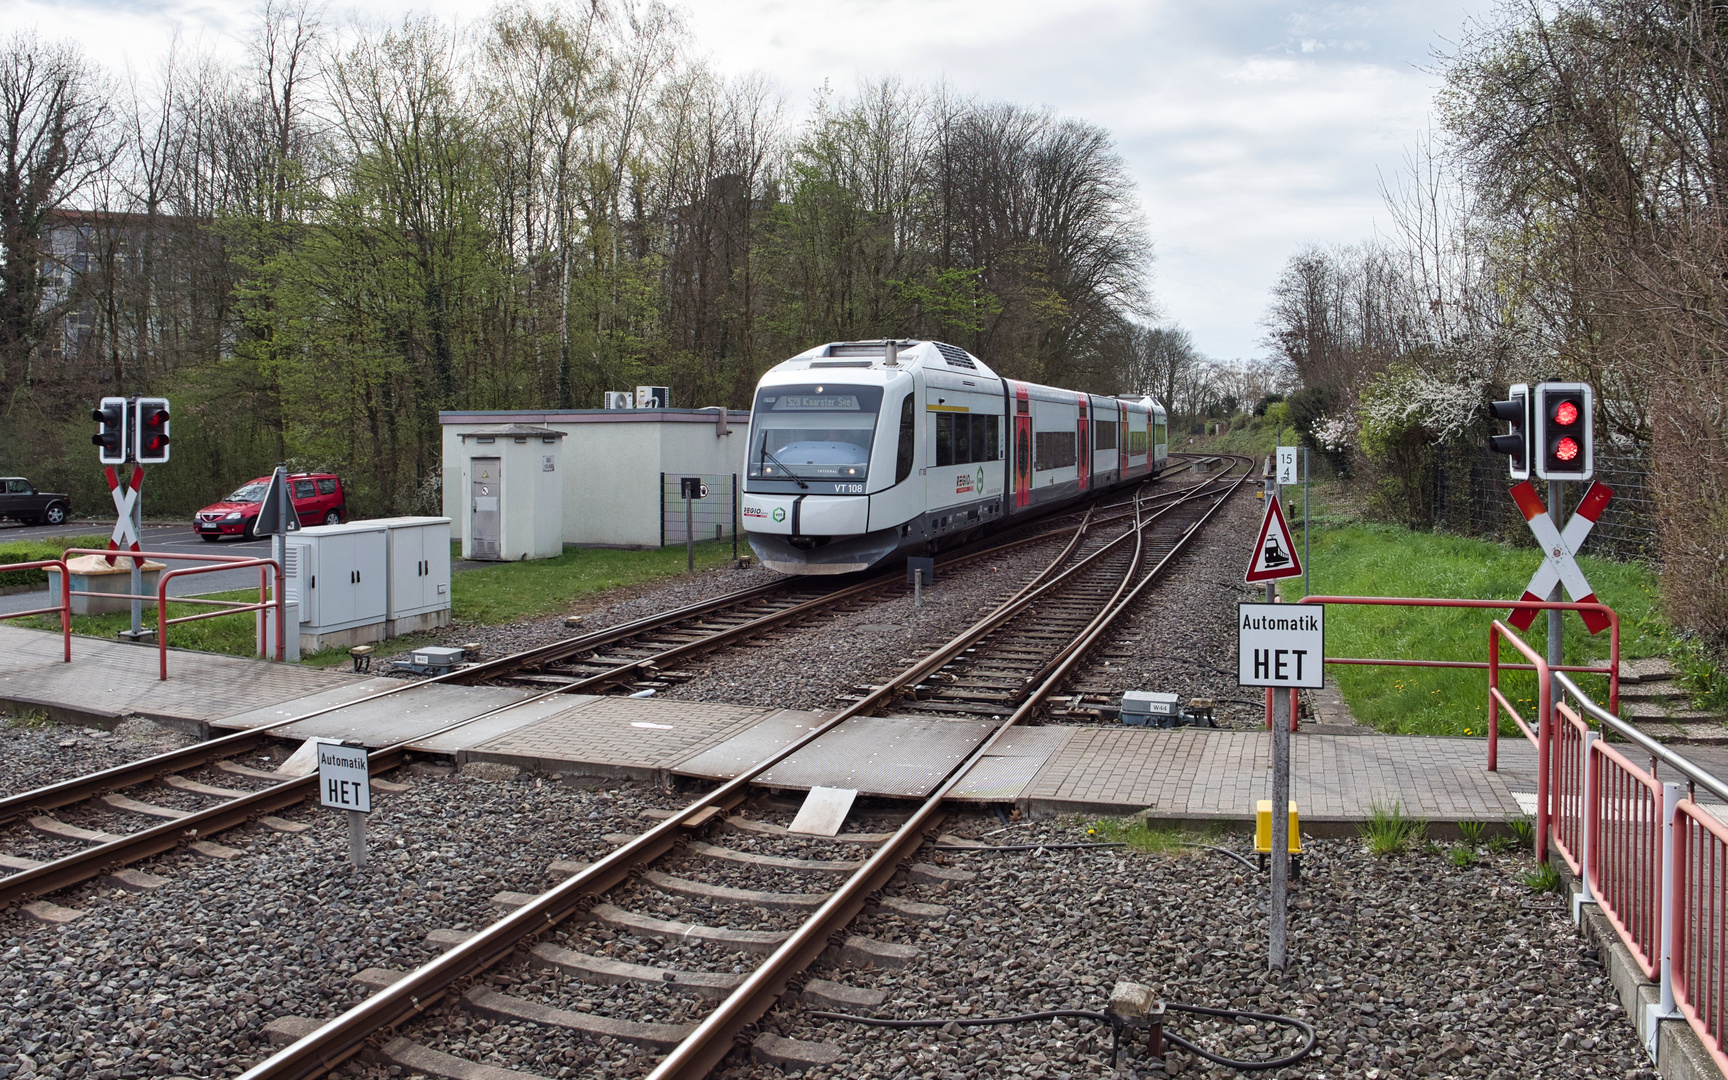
<box><xmin>1237</xmin><ymin>603</ymin><xmax>1325</xmax><ymax>690</ymax></box>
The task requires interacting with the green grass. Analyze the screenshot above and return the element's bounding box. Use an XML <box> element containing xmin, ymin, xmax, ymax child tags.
<box><xmin>16</xmin><ymin>540</ymin><xmax>746</xmax><ymax>664</ymax></box>
<box><xmin>1088</xmin><ymin>816</ymin><xmax>1219</xmax><ymax>855</ymax></box>
<box><xmin>1276</xmin><ymin>517</ymin><xmax>1665</xmax><ymax>735</ymax></box>
<box><xmin>1522</xmin><ymin>860</ymin><xmax>1563</xmax><ymax>894</ymax></box>
<box><xmin>1361</xmin><ymin>800</ymin><xmax>1427</xmax><ymax>856</ymax></box>
<box><xmin>450</xmin><ymin>540</ymin><xmax>741</xmax><ymax>625</ymax></box>
<box><xmin>20</xmin><ymin>588</ymin><xmax>274</xmax><ymax>655</ymax></box>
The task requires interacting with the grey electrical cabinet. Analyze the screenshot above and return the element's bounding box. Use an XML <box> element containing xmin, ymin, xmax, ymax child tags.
<box><xmin>375</xmin><ymin>516</ymin><xmax>452</xmax><ymax>636</ymax></box>
<box><xmin>285</xmin><ymin>521</ymin><xmax>389</xmax><ymax>651</ymax></box>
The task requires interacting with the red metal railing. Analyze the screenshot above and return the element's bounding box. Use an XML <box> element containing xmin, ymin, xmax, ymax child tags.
<box><xmin>1488</xmin><ymin>620</ymin><xmax>1554</xmax><ymax>857</ymax></box>
<box><xmin>1549</xmin><ymin>669</ymin><xmax>1728</xmax><ymax>1075</ymax></box>
<box><xmin>56</xmin><ymin>549</ymin><xmax>284</xmax><ymax>679</ymax></box>
<box><xmin>1673</xmin><ymin>799</ymin><xmax>1728</xmax><ymax>1072</ymax></box>
<box><xmin>1551</xmin><ymin>696</ymin><xmax>1588</xmax><ymax>874</ymax></box>
<box><xmin>0</xmin><ymin>558</ymin><xmax>72</xmax><ymax>661</ymax></box>
<box><xmin>1587</xmin><ymin>738</ymin><xmax>1665</xmax><ymax>980</ymax></box>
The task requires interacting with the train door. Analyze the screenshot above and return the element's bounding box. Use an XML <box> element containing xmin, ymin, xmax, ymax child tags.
<box><xmin>1119</xmin><ymin>409</ymin><xmax>1129</xmax><ymax>479</ymax></box>
<box><xmin>1075</xmin><ymin>395</ymin><xmax>1089</xmax><ymax>493</ymax></box>
<box><xmin>1012</xmin><ymin>383</ymin><xmax>1032</xmax><ymax>509</ymax></box>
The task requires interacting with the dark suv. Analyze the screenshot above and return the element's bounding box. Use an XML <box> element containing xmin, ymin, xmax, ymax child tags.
<box><xmin>0</xmin><ymin>477</ymin><xmax>71</xmax><ymax>526</ymax></box>
<box><xmin>194</xmin><ymin>473</ymin><xmax>346</xmax><ymax>539</ymax></box>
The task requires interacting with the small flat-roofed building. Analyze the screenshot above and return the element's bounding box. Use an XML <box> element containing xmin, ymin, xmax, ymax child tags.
<box><xmin>439</xmin><ymin>408</ymin><xmax>749</xmax><ymax>549</ymax></box>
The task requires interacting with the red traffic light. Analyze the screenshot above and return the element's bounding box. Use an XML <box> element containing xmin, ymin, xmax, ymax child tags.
<box><xmin>1553</xmin><ymin>400</ymin><xmax>1579</xmax><ymax>426</ymax></box>
<box><xmin>1554</xmin><ymin>436</ymin><xmax>1580</xmax><ymax>462</ymax></box>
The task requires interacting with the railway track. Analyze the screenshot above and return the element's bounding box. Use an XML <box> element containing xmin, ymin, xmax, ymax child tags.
<box><xmin>233</xmin><ymin>454</ymin><xmax>1251</xmax><ymax>1080</ymax></box>
<box><xmin>0</xmin><ymin>456</ymin><xmax>1242</xmax><ymax>922</ymax></box>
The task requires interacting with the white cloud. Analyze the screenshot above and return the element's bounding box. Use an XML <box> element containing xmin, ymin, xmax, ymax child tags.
<box><xmin>4</xmin><ymin>0</ymin><xmax>1494</xmax><ymax>360</ymax></box>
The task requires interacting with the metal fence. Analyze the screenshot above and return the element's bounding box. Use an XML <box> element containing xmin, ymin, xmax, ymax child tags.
<box><xmin>1434</xmin><ymin>444</ymin><xmax>1659</xmax><ymax>561</ymax></box>
<box><xmin>1493</xmin><ymin>645</ymin><xmax>1728</xmax><ymax>1073</ymax></box>
<box><xmin>660</xmin><ymin>473</ymin><xmax>739</xmax><ymax>554</ymax></box>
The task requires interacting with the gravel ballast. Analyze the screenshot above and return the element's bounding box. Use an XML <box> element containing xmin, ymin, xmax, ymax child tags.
<box><xmin>0</xmin><ymin>764</ymin><xmax>690</xmax><ymax>1078</ymax></box>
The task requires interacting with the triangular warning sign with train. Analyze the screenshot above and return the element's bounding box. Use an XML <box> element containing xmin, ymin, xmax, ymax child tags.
<box><xmin>1245</xmin><ymin>496</ymin><xmax>1303</xmax><ymax>583</ymax></box>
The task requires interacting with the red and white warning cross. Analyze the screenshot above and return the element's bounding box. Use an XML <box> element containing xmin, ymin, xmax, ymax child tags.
<box><xmin>103</xmin><ymin>465</ymin><xmax>145</xmax><ymax>567</ymax></box>
<box><xmin>1509</xmin><ymin>480</ymin><xmax>1613</xmax><ymax>634</ymax></box>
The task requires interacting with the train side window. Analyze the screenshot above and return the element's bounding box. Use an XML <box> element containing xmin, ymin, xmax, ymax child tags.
<box><xmin>982</xmin><ymin>415</ymin><xmax>1000</xmax><ymax>460</ymax></box>
<box><xmin>1094</xmin><ymin>420</ymin><xmax>1118</xmax><ymax>452</ymax></box>
<box><xmin>954</xmin><ymin>412</ymin><xmax>972</xmax><ymax>463</ymax></box>
<box><xmin>935</xmin><ymin>413</ymin><xmax>953</xmax><ymax>467</ymax></box>
<box><xmin>896</xmin><ymin>394</ymin><xmax>915</xmax><ymax>483</ymax></box>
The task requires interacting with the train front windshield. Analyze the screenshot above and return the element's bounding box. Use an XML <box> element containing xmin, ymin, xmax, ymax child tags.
<box><xmin>748</xmin><ymin>384</ymin><xmax>884</xmax><ymax>481</ymax></box>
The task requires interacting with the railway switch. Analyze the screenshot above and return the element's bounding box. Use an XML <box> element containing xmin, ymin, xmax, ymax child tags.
<box><xmin>392</xmin><ymin>645</ymin><xmax>467</xmax><ymax>676</ymax></box>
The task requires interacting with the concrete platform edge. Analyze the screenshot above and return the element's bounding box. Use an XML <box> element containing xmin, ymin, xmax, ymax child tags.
<box><xmin>0</xmin><ymin>691</ymin><xmax>123</xmax><ymax>731</ymax></box>
<box><xmin>454</xmin><ymin>747</ymin><xmax>665</xmax><ymax>786</ymax></box>
<box><xmin>1562</xmin><ymin>867</ymin><xmax>1725</xmax><ymax>1080</ymax></box>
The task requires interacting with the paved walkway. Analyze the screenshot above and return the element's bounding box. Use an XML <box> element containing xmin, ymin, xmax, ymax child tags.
<box><xmin>0</xmin><ymin>623</ymin><xmax>1629</xmax><ymax>827</ymax></box>
<box><xmin>0</xmin><ymin>624</ymin><xmax>360</xmax><ymax>732</ymax></box>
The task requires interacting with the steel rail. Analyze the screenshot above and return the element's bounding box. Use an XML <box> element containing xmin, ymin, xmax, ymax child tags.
<box><xmin>0</xmin><ymin>482</ymin><xmax>1125</xmax><ymax>904</ymax></box>
<box><xmin>235</xmin><ymin>488</ymin><xmax>1140</xmax><ymax>1080</ymax></box>
<box><xmin>646</xmin><ymin>461</ymin><xmax>1251</xmax><ymax>1079</ymax></box>
<box><xmin>239</xmin><ymin>469</ymin><xmax>1245</xmax><ymax>1080</ymax></box>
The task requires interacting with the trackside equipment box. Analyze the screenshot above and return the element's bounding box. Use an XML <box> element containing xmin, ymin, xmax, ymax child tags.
<box><xmin>1120</xmin><ymin>691</ymin><xmax>1181</xmax><ymax>726</ymax></box>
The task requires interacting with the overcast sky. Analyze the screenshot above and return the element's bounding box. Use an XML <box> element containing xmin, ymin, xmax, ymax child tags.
<box><xmin>3</xmin><ymin>0</ymin><xmax>1494</xmax><ymax>361</ymax></box>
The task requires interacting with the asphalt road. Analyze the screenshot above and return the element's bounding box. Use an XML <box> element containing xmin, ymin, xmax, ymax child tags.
<box><xmin>0</xmin><ymin>521</ymin><xmax>275</xmax><ymax>615</ymax></box>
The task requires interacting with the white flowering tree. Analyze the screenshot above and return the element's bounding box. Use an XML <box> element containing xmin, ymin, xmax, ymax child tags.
<box><xmin>1354</xmin><ymin>365</ymin><xmax>1490</xmax><ymax>527</ymax></box>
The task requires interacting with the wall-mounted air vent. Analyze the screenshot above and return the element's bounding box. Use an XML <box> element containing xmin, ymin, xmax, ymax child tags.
<box><xmin>935</xmin><ymin>342</ymin><xmax>976</xmax><ymax>369</ymax></box>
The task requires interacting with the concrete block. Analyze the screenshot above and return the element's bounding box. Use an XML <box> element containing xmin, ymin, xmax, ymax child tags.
<box><xmin>753</xmin><ymin>1032</ymin><xmax>842</xmax><ymax>1069</ymax></box>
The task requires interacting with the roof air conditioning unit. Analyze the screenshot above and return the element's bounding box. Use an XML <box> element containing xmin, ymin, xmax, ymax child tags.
<box><xmin>603</xmin><ymin>391</ymin><xmax>633</xmax><ymax>410</ymax></box>
<box><xmin>636</xmin><ymin>386</ymin><xmax>669</xmax><ymax>409</ymax></box>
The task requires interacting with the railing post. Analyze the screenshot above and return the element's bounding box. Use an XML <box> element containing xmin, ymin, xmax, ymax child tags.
<box><xmin>58</xmin><ymin>559</ymin><xmax>71</xmax><ymax>663</ymax></box>
<box><xmin>1488</xmin><ymin>625</ymin><xmax>1500</xmax><ymax>772</ymax></box>
<box><xmin>1576</xmin><ymin>729</ymin><xmax>1598</xmax><ymax>922</ymax></box>
<box><xmin>158</xmin><ymin>574</ymin><xmax>170</xmax><ymax>681</ymax></box>
<box><xmin>1536</xmin><ymin>655</ymin><xmax>1552</xmax><ymax>862</ymax></box>
<box><xmin>1647</xmin><ymin>780</ymin><xmax>1683</xmax><ymax>1055</ymax></box>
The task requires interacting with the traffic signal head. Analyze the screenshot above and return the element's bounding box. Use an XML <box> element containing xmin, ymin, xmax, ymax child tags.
<box><xmin>1534</xmin><ymin>382</ymin><xmax>1592</xmax><ymax>481</ymax></box>
<box><xmin>92</xmin><ymin>396</ymin><xmax>128</xmax><ymax>465</ymax></box>
<box><xmin>134</xmin><ymin>397</ymin><xmax>171</xmax><ymax>464</ymax></box>
<box><xmin>1487</xmin><ymin>383</ymin><xmax>1530</xmax><ymax>480</ymax></box>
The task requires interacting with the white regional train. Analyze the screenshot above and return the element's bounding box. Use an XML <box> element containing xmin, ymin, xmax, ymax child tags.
<box><xmin>741</xmin><ymin>339</ymin><xmax>1169</xmax><ymax>574</ymax></box>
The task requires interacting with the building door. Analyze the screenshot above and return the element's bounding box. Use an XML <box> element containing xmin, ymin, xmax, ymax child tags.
<box><xmin>471</xmin><ymin>457</ymin><xmax>501</xmax><ymax>559</ymax></box>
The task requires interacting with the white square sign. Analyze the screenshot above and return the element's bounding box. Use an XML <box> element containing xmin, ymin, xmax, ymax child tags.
<box><xmin>1238</xmin><ymin>603</ymin><xmax>1325</xmax><ymax>689</ymax></box>
<box><xmin>317</xmin><ymin>742</ymin><xmax>372</xmax><ymax>813</ymax></box>
<box><xmin>1276</xmin><ymin>446</ymin><xmax>1298</xmax><ymax>486</ymax></box>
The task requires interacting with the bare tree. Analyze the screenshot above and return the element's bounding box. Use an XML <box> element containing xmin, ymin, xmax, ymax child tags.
<box><xmin>0</xmin><ymin>31</ymin><xmax>116</xmax><ymax>401</ymax></box>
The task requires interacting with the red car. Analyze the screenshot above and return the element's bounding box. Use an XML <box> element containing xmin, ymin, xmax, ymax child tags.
<box><xmin>194</xmin><ymin>473</ymin><xmax>347</xmax><ymax>540</ymax></box>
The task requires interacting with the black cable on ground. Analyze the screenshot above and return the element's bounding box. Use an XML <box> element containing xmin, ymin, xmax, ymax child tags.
<box><xmin>808</xmin><ymin>1002</ymin><xmax>1318</xmax><ymax>1072</ymax></box>
<box><xmin>1178</xmin><ymin>842</ymin><xmax>1259</xmax><ymax>872</ymax></box>
<box><xmin>1162</xmin><ymin>1002</ymin><xmax>1319</xmax><ymax>1070</ymax></box>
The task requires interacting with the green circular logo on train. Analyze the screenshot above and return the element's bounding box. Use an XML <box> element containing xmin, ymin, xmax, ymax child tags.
<box><xmin>772</xmin><ymin>507</ymin><xmax>786</xmax><ymax>522</ymax></box>
<box><xmin>977</xmin><ymin>466</ymin><xmax>985</xmax><ymax>492</ymax></box>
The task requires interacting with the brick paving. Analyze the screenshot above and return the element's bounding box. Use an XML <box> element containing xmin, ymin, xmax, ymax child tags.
<box><xmin>0</xmin><ymin>623</ymin><xmax>1565</xmax><ymax>825</ymax></box>
<box><xmin>458</xmin><ymin>695</ymin><xmax>778</xmax><ymax>780</ymax></box>
<box><xmin>0</xmin><ymin>624</ymin><xmax>358</xmax><ymax>731</ymax></box>
<box><xmin>1012</xmin><ymin>726</ymin><xmax>1540</xmax><ymax>823</ymax></box>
